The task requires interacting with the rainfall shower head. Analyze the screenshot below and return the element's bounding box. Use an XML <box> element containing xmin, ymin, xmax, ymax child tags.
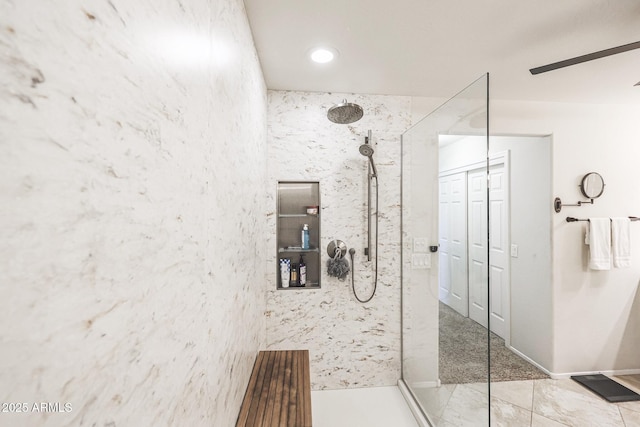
<box><xmin>359</xmin><ymin>143</ymin><xmax>378</xmax><ymax>177</ymax></box>
<box><xmin>327</xmin><ymin>99</ymin><xmax>363</xmax><ymax>124</ymax></box>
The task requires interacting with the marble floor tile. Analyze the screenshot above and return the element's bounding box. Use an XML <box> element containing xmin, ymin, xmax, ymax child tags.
<box><xmin>440</xmin><ymin>384</ymin><xmax>490</xmax><ymax>426</ymax></box>
<box><xmin>490</xmin><ymin>395</ymin><xmax>532</xmax><ymax>426</ymax></box>
<box><xmin>412</xmin><ymin>383</ymin><xmax>457</xmax><ymax>420</ymax></box>
<box><xmin>619</xmin><ymin>406</ymin><xmax>640</xmax><ymax>426</ymax></box>
<box><xmin>437</xmin><ymin>419</ymin><xmax>465</xmax><ymax>427</ymax></box>
<box><xmin>465</xmin><ymin>382</ymin><xmax>490</xmax><ymax>395</ymax></box>
<box><xmin>618</xmin><ymin>399</ymin><xmax>640</xmax><ymax>414</ymax></box>
<box><xmin>532</xmin><ymin>379</ymin><xmax>625</xmax><ymax>427</ymax></box>
<box><xmin>312</xmin><ymin>379</ymin><xmax>640</xmax><ymax>427</ymax></box>
<box><xmin>465</xmin><ymin>380</ymin><xmax>534</xmax><ymax>411</ymax></box>
<box><xmin>490</xmin><ymin>380</ymin><xmax>535</xmax><ymax>411</ymax></box>
<box><xmin>531</xmin><ymin>412</ymin><xmax>570</xmax><ymax>426</ymax></box>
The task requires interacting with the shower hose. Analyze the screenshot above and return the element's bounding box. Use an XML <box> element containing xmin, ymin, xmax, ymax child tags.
<box><xmin>350</xmin><ymin>174</ymin><xmax>378</xmax><ymax>303</ymax></box>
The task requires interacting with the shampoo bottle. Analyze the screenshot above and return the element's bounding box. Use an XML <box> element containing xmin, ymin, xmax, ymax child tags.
<box><xmin>279</xmin><ymin>258</ymin><xmax>290</xmax><ymax>288</ymax></box>
<box><xmin>298</xmin><ymin>255</ymin><xmax>306</xmax><ymax>286</ymax></box>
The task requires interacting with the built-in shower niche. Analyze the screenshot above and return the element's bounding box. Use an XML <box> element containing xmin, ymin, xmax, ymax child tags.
<box><xmin>276</xmin><ymin>181</ymin><xmax>321</xmax><ymax>289</ymax></box>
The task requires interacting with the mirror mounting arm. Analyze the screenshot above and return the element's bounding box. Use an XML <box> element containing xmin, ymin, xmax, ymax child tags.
<box><xmin>554</xmin><ymin>197</ymin><xmax>594</xmax><ymax>213</ymax></box>
<box><xmin>576</xmin><ymin>198</ymin><xmax>595</xmax><ymax>207</ymax></box>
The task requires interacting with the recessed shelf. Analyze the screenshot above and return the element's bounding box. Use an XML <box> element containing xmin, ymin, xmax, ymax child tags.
<box><xmin>279</xmin><ymin>247</ymin><xmax>320</xmax><ymax>253</ymax></box>
<box><xmin>277</xmin><ymin>181</ymin><xmax>321</xmax><ymax>290</ymax></box>
<box><xmin>278</xmin><ymin>283</ymin><xmax>320</xmax><ymax>290</ymax></box>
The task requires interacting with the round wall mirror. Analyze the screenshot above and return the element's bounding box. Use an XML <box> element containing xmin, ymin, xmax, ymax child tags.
<box><xmin>580</xmin><ymin>172</ymin><xmax>605</xmax><ymax>199</ymax></box>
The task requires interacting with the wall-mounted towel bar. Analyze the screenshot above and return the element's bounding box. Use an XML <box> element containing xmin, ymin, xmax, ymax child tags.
<box><xmin>566</xmin><ymin>216</ymin><xmax>640</xmax><ymax>222</ymax></box>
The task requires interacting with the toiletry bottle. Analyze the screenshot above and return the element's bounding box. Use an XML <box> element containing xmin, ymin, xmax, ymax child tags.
<box><xmin>280</xmin><ymin>258</ymin><xmax>290</xmax><ymax>288</ymax></box>
<box><xmin>302</xmin><ymin>224</ymin><xmax>310</xmax><ymax>249</ymax></box>
<box><xmin>299</xmin><ymin>255</ymin><xmax>306</xmax><ymax>286</ymax></box>
<box><xmin>290</xmin><ymin>263</ymin><xmax>298</xmax><ymax>287</ymax></box>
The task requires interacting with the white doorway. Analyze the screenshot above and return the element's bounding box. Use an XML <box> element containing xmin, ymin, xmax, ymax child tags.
<box><xmin>467</xmin><ymin>168</ymin><xmax>488</xmax><ymax>328</ymax></box>
<box><xmin>488</xmin><ymin>163</ymin><xmax>510</xmax><ymax>340</ymax></box>
<box><xmin>438</xmin><ymin>172</ymin><xmax>468</xmax><ymax>317</ymax></box>
<box><xmin>438</xmin><ymin>153</ymin><xmax>510</xmax><ymax>341</ymax></box>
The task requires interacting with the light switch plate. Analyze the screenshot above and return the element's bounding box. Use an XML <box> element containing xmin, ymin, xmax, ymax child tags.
<box><xmin>413</xmin><ymin>237</ymin><xmax>429</xmax><ymax>253</ymax></box>
<box><xmin>412</xmin><ymin>253</ymin><xmax>431</xmax><ymax>269</ymax></box>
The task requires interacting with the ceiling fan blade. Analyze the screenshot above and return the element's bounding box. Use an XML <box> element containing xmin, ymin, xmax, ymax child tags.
<box><xmin>530</xmin><ymin>41</ymin><xmax>640</xmax><ymax>75</ymax></box>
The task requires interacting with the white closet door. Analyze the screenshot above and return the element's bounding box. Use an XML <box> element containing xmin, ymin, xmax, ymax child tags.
<box><xmin>468</xmin><ymin>169</ymin><xmax>488</xmax><ymax>328</ymax></box>
<box><xmin>438</xmin><ymin>172</ymin><xmax>468</xmax><ymax>317</ymax></box>
<box><xmin>488</xmin><ymin>164</ymin><xmax>509</xmax><ymax>340</ymax></box>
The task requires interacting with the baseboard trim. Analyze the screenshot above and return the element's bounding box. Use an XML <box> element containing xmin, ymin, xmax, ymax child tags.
<box><xmin>507</xmin><ymin>345</ymin><xmax>554</xmax><ymax>377</ymax></box>
<box><xmin>507</xmin><ymin>346</ymin><xmax>640</xmax><ymax>379</ymax></box>
<box><xmin>551</xmin><ymin>368</ymin><xmax>640</xmax><ymax>380</ymax></box>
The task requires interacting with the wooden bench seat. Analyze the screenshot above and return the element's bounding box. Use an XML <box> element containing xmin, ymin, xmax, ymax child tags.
<box><xmin>236</xmin><ymin>350</ymin><xmax>312</xmax><ymax>427</ymax></box>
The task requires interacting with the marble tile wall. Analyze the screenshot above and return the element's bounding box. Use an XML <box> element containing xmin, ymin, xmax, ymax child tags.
<box><xmin>0</xmin><ymin>1</ymin><xmax>267</xmax><ymax>426</ymax></box>
<box><xmin>265</xmin><ymin>91</ymin><xmax>411</xmax><ymax>389</ymax></box>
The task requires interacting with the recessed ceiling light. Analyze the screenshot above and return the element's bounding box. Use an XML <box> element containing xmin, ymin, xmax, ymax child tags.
<box><xmin>309</xmin><ymin>47</ymin><xmax>338</xmax><ymax>64</ymax></box>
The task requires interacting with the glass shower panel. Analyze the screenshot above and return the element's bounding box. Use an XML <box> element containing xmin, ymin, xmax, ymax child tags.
<box><xmin>401</xmin><ymin>74</ymin><xmax>489</xmax><ymax>426</ymax></box>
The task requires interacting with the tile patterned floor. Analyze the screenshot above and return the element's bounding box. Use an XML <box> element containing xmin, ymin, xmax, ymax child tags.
<box><xmin>312</xmin><ymin>378</ymin><xmax>640</xmax><ymax>426</ymax></box>
<box><xmin>413</xmin><ymin>377</ymin><xmax>640</xmax><ymax>426</ymax></box>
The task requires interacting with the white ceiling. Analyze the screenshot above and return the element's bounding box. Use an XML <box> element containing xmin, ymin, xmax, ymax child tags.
<box><xmin>243</xmin><ymin>0</ymin><xmax>640</xmax><ymax>104</ymax></box>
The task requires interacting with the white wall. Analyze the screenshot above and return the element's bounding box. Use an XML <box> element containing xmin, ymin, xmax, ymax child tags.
<box><xmin>492</xmin><ymin>100</ymin><xmax>640</xmax><ymax>376</ymax></box>
<box><xmin>0</xmin><ymin>1</ymin><xmax>267</xmax><ymax>426</ymax></box>
<box><xmin>265</xmin><ymin>90</ymin><xmax>411</xmax><ymax>389</ymax></box>
<box><xmin>491</xmin><ymin>135</ymin><xmax>552</xmax><ymax>369</ymax></box>
<box><xmin>413</xmin><ymin>97</ymin><xmax>640</xmax><ymax>376</ymax></box>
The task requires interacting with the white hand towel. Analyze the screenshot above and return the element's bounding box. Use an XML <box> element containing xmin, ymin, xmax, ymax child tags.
<box><xmin>611</xmin><ymin>217</ymin><xmax>631</xmax><ymax>268</ymax></box>
<box><xmin>586</xmin><ymin>218</ymin><xmax>611</xmax><ymax>270</ymax></box>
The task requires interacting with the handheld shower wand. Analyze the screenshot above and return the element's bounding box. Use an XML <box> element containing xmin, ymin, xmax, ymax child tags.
<box><xmin>350</xmin><ymin>131</ymin><xmax>378</xmax><ymax>303</ymax></box>
<box><xmin>358</xmin><ymin>142</ymin><xmax>378</xmax><ymax>177</ymax></box>
<box><xmin>358</xmin><ymin>130</ymin><xmax>378</xmax><ymax>261</ymax></box>
<box><xmin>359</xmin><ymin>130</ymin><xmax>378</xmax><ymax>261</ymax></box>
